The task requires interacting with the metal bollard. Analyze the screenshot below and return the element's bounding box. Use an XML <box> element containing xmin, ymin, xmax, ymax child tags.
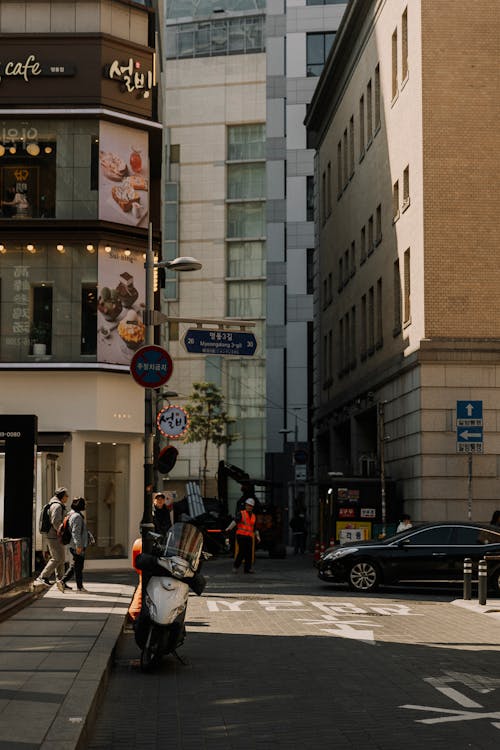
<box><xmin>478</xmin><ymin>558</ymin><xmax>488</xmax><ymax>606</ymax></box>
<box><xmin>463</xmin><ymin>557</ymin><xmax>472</xmax><ymax>600</ymax></box>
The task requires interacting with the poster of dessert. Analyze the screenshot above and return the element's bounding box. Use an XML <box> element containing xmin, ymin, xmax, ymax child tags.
<box><xmin>98</xmin><ymin>121</ymin><xmax>149</xmax><ymax>228</ymax></box>
<box><xmin>97</xmin><ymin>246</ymin><xmax>146</xmax><ymax>365</ymax></box>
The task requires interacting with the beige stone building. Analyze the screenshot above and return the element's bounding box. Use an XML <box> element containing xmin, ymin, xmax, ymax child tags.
<box><xmin>305</xmin><ymin>0</ymin><xmax>500</xmax><ymax>524</ymax></box>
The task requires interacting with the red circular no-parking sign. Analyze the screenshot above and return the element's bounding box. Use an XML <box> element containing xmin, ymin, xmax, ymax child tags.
<box><xmin>130</xmin><ymin>345</ymin><xmax>173</xmax><ymax>388</ymax></box>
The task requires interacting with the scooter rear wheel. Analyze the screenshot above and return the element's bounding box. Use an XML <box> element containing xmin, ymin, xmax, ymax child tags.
<box><xmin>140</xmin><ymin>625</ymin><xmax>162</xmax><ymax>671</ymax></box>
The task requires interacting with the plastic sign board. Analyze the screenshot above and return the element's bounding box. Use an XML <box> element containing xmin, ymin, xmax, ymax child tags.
<box><xmin>130</xmin><ymin>345</ymin><xmax>173</xmax><ymax>388</ymax></box>
<box><xmin>156</xmin><ymin>406</ymin><xmax>189</xmax><ymax>439</ymax></box>
<box><xmin>456</xmin><ymin>400</ymin><xmax>483</xmax><ymax>453</ymax></box>
<box><xmin>184</xmin><ymin>328</ymin><xmax>257</xmax><ymax>356</ymax></box>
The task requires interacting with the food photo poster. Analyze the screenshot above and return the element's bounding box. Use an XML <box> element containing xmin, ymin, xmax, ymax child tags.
<box><xmin>97</xmin><ymin>247</ymin><xmax>146</xmax><ymax>365</ymax></box>
<box><xmin>98</xmin><ymin>121</ymin><xmax>149</xmax><ymax>227</ymax></box>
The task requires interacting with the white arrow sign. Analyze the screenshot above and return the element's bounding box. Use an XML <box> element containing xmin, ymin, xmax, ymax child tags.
<box><xmin>459</xmin><ymin>430</ymin><xmax>482</xmax><ymax>440</ymax></box>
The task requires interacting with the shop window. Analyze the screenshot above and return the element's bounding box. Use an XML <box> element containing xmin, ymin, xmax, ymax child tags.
<box><xmin>81</xmin><ymin>285</ymin><xmax>98</xmax><ymax>355</ymax></box>
<box><xmin>84</xmin><ymin>442</ymin><xmax>130</xmax><ymax>559</ymax></box>
<box><xmin>0</xmin><ymin>142</ymin><xmax>56</xmax><ymax>219</ymax></box>
<box><xmin>31</xmin><ymin>285</ymin><xmax>53</xmax><ymax>355</ymax></box>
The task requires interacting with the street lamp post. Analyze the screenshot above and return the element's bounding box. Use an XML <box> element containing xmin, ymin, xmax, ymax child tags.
<box><xmin>141</xmin><ymin>223</ymin><xmax>201</xmax><ymax>570</ymax></box>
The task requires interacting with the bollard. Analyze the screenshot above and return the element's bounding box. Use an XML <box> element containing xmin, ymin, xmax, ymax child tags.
<box><xmin>463</xmin><ymin>557</ymin><xmax>472</xmax><ymax>600</ymax></box>
<box><xmin>478</xmin><ymin>558</ymin><xmax>488</xmax><ymax>606</ymax></box>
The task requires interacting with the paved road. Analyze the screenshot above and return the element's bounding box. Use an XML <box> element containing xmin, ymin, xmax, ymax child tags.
<box><xmin>87</xmin><ymin>553</ymin><xmax>500</xmax><ymax>750</ymax></box>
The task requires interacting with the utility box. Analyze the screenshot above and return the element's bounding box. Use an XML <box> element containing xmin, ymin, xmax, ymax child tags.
<box><xmin>321</xmin><ymin>477</ymin><xmax>401</xmax><ymax>543</ymax></box>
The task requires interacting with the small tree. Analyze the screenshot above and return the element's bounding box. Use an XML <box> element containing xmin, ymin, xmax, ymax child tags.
<box><xmin>183</xmin><ymin>382</ymin><xmax>238</xmax><ymax>496</ymax></box>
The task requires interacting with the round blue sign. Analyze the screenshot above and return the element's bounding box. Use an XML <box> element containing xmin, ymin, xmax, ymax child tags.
<box><xmin>130</xmin><ymin>345</ymin><xmax>173</xmax><ymax>388</ymax></box>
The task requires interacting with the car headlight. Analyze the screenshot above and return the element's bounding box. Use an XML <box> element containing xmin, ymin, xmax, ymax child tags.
<box><xmin>323</xmin><ymin>547</ymin><xmax>359</xmax><ymax>562</ymax></box>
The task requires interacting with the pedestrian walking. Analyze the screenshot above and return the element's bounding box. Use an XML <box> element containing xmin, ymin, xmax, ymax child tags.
<box><xmin>289</xmin><ymin>511</ymin><xmax>307</xmax><ymax>554</ymax></box>
<box><xmin>57</xmin><ymin>497</ymin><xmax>93</xmax><ymax>593</ymax></box>
<box><xmin>225</xmin><ymin>498</ymin><xmax>261</xmax><ymax>574</ymax></box>
<box><xmin>35</xmin><ymin>487</ymin><xmax>70</xmax><ymax>588</ymax></box>
<box><xmin>396</xmin><ymin>513</ymin><xmax>412</xmax><ymax>533</ymax></box>
<box><xmin>153</xmin><ymin>492</ymin><xmax>174</xmax><ymax>535</ymax></box>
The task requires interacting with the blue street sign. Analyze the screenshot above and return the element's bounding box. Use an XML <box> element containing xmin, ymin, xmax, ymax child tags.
<box><xmin>456</xmin><ymin>400</ymin><xmax>483</xmax><ymax>422</ymax></box>
<box><xmin>457</xmin><ymin>427</ymin><xmax>483</xmax><ymax>443</ymax></box>
<box><xmin>184</xmin><ymin>328</ymin><xmax>257</xmax><ymax>356</ymax></box>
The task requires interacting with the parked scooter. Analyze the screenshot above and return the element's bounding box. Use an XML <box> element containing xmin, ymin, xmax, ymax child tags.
<box><xmin>134</xmin><ymin>522</ymin><xmax>207</xmax><ymax>671</ymax></box>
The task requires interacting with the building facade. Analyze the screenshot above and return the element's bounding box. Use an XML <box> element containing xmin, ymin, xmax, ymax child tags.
<box><xmin>306</xmin><ymin>0</ymin><xmax>500</xmax><ymax>526</ymax></box>
<box><xmin>0</xmin><ymin>0</ymin><xmax>162</xmax><ymax>563</ymax></box>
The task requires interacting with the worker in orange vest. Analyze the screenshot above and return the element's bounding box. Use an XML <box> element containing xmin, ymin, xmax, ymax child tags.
<box><xmin>225</xmin><ymin>498</ymin><xmax>261</xmax><ymax>574</ymax></box>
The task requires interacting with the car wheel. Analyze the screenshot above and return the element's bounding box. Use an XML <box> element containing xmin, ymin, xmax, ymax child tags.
<box><xmin>348</xmin><ymin>560</ymin><xmax>380</xmax><ymax>592</ymax></box>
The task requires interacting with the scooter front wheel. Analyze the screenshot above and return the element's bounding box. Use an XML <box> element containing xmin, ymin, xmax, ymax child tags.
<box><xmin>140</xmin><ymin>625</ymin><xmax>162</xmax><ymax>672</ymax></box>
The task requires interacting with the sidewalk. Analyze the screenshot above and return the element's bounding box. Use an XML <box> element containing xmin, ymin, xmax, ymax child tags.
<box><xmin>0</xmin><ymin>577</ymin><xmax>134</xmax><ymax>750</ymax></box>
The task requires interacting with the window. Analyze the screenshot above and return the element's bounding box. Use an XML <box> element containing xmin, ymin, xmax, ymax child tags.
<box><xmin>31</xmin><ymin>285</ymin><xmax>53</xmax><ymax>355</ymax></box>
<box><xmin>338</xmin><ymin>318</ymin><xmax>344</xmax><ymax>375</ymax></box>
<box><xmin>306</xmin><ymin>32</ymin><xmax>335</xmax><ymax>77</ymax></box>
<box><xmin>227</xmin><ymin>241</ymin><xmax>265</xmax><ymax>277</ymax></box>
<box><xmin>337</xmin><ymin>141</ymin><xmax>342</xmax><ymax>195</ymax></box>
<box><xmin>393</xmin><ymin>259</ymin><xmax>402</xmax><ymax>332</ymax></box>
<box><xmin>327</xmin><ymin>161</ymin><xmax>332</xmax><ymax>216</ymax></box>
<box><xmin>376</xmin><ymin>277</ymin><xmax>383</xmax><ymax>347</ymax></box>
<box><xmin>321</xmin><ymin>171</ymin><xmax>326</xmax><ymax>224</ymax></box>
<box><xmin>368</xmin><ymin>286</ymin><xmax>374</xmax><ymax>353</ymax></box>
<box><xmin>306</xmin><ymin>176</ymin><xmax>314</xmax><ymax>222</ymax></box>
<box><xmin>402</xmin><ymin>7</ymin><xmax>409</xmax><ymax>80</ymax></box>
<box><xmin>405</xmin><ymin>527</ymin><xmax>453</xmax><ymax>545</ymax></box>
<box><xmin>374</xmin><ymin>64</ymin><xmax>381</xmax><ymax>128</ymax></box>
<box><xmin>350</xmin><ymin>241</ymin><xmax>356</xmax><ymax>277</ymax></box>
<box><xmin>227</xmin><ymin>163</ymin><xmax>265</xmax><ymax>200</ymax></box>
<box><xmin>166</xmin><ymin>15</ymin><xmax>265</xmax><ymax>59</ymax></box>
<box><xmin>327</xmin><ymin>272</ymin><xmax>332</xmax><ymax>303</ymax></box>
<box><xmin>360</xmin><ymin>225</ymin><xmax>366</xmax><ymax>263</ymax></box>
<box><xmin>349</xmin><ymin>116</ymin><xmax>355</xmax><ymax>177</ymax></box>
<box><xmin>343</xmin><ymin>129</ymin><xmax>348</xmax><ymax>187</ymax></box>
<box><xmin>228</xmin><ymin>124</ymin><xmax>265</xmax><ymax>160</ymax></box>
<box><xmin>350</xmin><ymin>305</ymin><xmax>356</xmax><ymax>368</ymax></box>
<box><xmin>338</xmin><ymin>257</ymin><xmax>343</xmax><ymax>291</ymax></box>
<box><xmin>368</xmin><ymin>215</ymin><xmax>374</xmax><ymax>253</ymax></box>
<box><xmin>227</xmin><ymin>203</ymin><xmax>265</xmax><ymax>238</ymax></box>
<box><xmin>81</xmin><ymin>285</ymin><xmax>97</xmax><ymax>355</ymax></box>
<box><xmin>366</xmin><ymin>79</ymin><xmax>373</xmax><ymax>142</ymax></box>
<box><xmin>376</xmin><ymin>204</ymin><xmax>382</xmax><ymax>244</ymax></box>
<box><xmin>307</xmin><ymin>249</ymin><xmax>314</xmax><ymax>294</ymax></box>
<box><xmin>403</xmin><ymin>165</ymin><xmax>410</xmax><ymax>209</ymax></box>
<box><xmin>328</xmin><ymin>329</ymin><xmax>333</xmax><ymax>380</ymax></box>
<box><xmin>344</xmin><ymin>249</ymin><xmax>349</xmax><ymax>283</ymax></box>
<box><xmin>403</xmin><ymin>248</ymin><xmax>411</xmax><ymax>324</ymax></box>
<box><xmin>393</xmin><ymin>180</ymin><xmax>400</xmax><ymax>221</ymax></box>
<box><xmin>361</xmin><ymin>294</ymin><xmax>367</xmax><ymax>359</ymax></box>
<box><xmin>359</xmin><ymin>95</ymin><xmax>365</xmax><ymax>156</ymax></box>
<box><xmin>392</xmin><ymin>28</ymin><xmax>398</xmax><ymax>99</ymax></box>
<box><xmin>227</xmin><ymin>280</ymin><xmax>264</xmax><ymax>318</ymax></box>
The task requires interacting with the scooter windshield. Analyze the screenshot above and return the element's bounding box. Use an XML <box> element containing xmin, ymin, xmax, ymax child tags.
<box><xmin>161</xmin><ymin>522</ymin><xmax>204</xmax><ymax>570</ymax></box>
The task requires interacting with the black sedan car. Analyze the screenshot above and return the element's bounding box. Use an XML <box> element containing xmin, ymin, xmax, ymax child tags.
<box><xmin>316</xmin><ymin>521</ymin><xmax>500</xmax><ymax>593</ymax></box>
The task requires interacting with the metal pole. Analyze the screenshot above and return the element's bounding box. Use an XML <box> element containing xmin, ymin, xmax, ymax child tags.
<box><xmin>141</xmin><ymin>223</ymin><xmax>155</xmax><ymax>575</ymax></box>
<box><xmin>467</xmin><ymin>453</ymin><xmax>472</xmax><ymax>521</ymax></box>
<box><xmin>478</xmin><ymin>557</ymin><xmax>487</xmax><ymax>605</ymax></box>
<box><xmin>378</xmin><ymin>401</ymin><xmax>387</xmax><ymax>538</ymax></box>
<box><xmin>463</xmin><ymin>557</ymin><xmax>472</xmax><ymax>600</ymax></box>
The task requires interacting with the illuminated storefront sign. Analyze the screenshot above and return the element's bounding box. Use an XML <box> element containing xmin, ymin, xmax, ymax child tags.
<box><xmin>0</xmin><ymin>54</ymin><xmax>75</xmax><ymax>85</ymax></box>
<box><xmin>104</xmin><ymin>57</ymin><xmax>153</xmax><ymax>98</ymax></box>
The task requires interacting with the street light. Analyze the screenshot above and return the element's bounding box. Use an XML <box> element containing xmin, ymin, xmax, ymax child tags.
<box><xmin>141</xmin><ymin>224</ymin><xmax>202</xmax><ymax>570</ymax></box>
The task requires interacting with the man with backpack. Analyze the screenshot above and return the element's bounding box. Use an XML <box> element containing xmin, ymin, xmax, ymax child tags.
<box><xmin>34</xmin><ymin>487</ymin><xmax>70</xmax><ymax>589</ymax></box>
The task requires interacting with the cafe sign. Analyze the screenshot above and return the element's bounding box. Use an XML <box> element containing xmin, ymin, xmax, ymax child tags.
<box><xmin>0</xmin><ymin>54</ymin><xmax>75</xmax><ymax>85</ymax></box>
<box><xmin>104</xmin><ymin>57</ymin><xmax>153</xmax><ymax>98</ymax></box>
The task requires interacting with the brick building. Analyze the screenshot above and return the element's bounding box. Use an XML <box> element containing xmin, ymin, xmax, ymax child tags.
<box><xmin>305</xmin><ymin>0</ymin><xmax>500</xmax><ymax>526</ymax></box>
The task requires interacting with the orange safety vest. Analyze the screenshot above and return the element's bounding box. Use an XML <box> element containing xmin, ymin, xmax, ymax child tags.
<box><xmin>236</xmin><ymin>509</ymin><xmax>256</xmax><ymax>537</ymax></box>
